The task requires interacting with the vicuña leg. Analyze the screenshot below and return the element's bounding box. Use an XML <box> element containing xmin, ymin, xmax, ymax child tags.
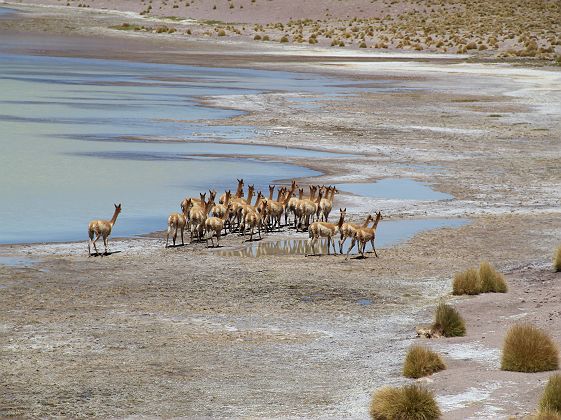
<box><xmin>166</xmin><ymin>226</ymin><xmax>171</xmax><ymax>248</ymax></box>
<box><xmin>92</xmin><ymin>233</ymin><xmax>101</xmax><ymax>255</ymax></box>
<box><xmin>345</xmin><ymin>237</ymin><xmax>358</xmax><ymax>260</ymax></box>
<box><xmin>370</xmin><ymin>239</ymin><xmax>378</xmax><ymax>257</ymax></box>
<box><xmin>88</xmin><ymin>231</ymin><xmax>94</xmax><ymax>255</ymax></box>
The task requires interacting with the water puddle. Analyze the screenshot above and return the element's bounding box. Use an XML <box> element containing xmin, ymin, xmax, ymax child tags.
<box><xmin>338</xmin><ymin>178</ymin><xmax>452</xmax><ymax>201</ymax></box>
<box><xmin>357</xmin><ymin>298</ymin><xmax>373</xmax><ymax>306</ymax></box>
<box><xmin>0</xmin><ymin>256</ymin><xmax>38</xmax><ymax>267</ymax></box>
<box><xmin>216</xmin><ymin>218</ymin><xmax>467</xmax><ymax>257</ymax></box>
<box><xmin>0</xmin><ymin>7</ymin><xmax>16</xmax><ymax>17</ymax></box>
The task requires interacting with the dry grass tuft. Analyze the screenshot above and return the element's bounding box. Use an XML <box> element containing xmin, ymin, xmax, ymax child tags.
<box><xmin>403</xmin><ymin>345</ymin><xmax>446</xmax><ymax>379</ymax></box>
<box><xmin>554</xmin><ymin>245</ymin><xmax>561</xmax><ymax>272</ymax></box>
<box><xmin>369</xmin><ymin>384</ymin><xmax>441</xmax><ymax>420</ymax></box>
<box><xmin>501</xmin><ymin>324</ymin><xmax>559</xmax><ymax>373</ymax></box>
<box><xmin>539</xmin><ymin>374</ymin><xmax>561</xmax><ymax>415</ymax></box>
<box><xmin>432</xmin><ymin>301</ymin><xmax>466</xmax><ymax>337</ymax></box>
<box><xmin>452</xmin><ymin>268</ymin><xmax>481</xmax><ymax>295</ymax></box>
<box><xmin>530</xmin><ymin>411</ymin><xmax>561</xmax><ymax>420</ymax></box>
<box><xmin>479</xmin><ymin>261</ymin><xmax>508</xmax><ymax>293</ymax></box>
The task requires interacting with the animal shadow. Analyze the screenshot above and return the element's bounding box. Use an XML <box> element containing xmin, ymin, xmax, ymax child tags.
<box><xmin>89</xmin><ymin>250</ymin><xmax>122</xmax><ymax>257</ymax></box>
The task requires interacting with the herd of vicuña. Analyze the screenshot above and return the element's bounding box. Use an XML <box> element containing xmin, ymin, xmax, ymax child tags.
<box><xmin>87</xmin><ymin>179</ymin><xmax>383</xmax><ymax>257</ymax></box>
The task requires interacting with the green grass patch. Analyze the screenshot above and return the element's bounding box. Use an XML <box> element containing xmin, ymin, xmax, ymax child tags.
<box><xmin>501</xmin><ymin>324</ymin><xmax>559</xmax><ymax>373</ymax></box>
<box><xmin>163</xmin><ymin>16</ymin><xmax>185</xmax><ymax>21</ymax></box>
<box><xmin>403</xmin><ymin>345</ymin><xmax>446</xmax><ymax>379</ymax></box>
<box><xmin>200</xmin><ymin>19</ymin><xmax>227</xmax><ymax>25</ymax></box>
<box><xmin>432</xmin><ymin>301</ymin><xmax>466</xmax><ymax>337</ymax></box>
<box><xmin>370</xmin><ymin>384</ymin><xmax>441</xmax><ymax>420</ymax></box>
<box><xmin>110</xmin><ymin>23</ymin><xmax>144</xmax><ymax>31</ymax></box>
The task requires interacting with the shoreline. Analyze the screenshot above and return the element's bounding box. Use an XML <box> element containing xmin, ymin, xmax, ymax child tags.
<box><xmin>1</xmin><ymin>4</ymin><xmax>561</xmax><ymax>419</ymax></box>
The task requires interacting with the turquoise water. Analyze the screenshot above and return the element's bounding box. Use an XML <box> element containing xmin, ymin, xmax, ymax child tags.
<box><xmin>0</xmin><ymin>52</ymin><xmax>366</xmax><ymax>243</ymax></box>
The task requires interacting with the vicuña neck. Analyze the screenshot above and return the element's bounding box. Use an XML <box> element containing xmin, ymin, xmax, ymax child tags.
<box><xmin>337</xmin><ymin>213</ymin><xmax>345</xmax><ymax>229</ymax></box>
<box><xmin>362</xmin><ymin>215</ymin><xmax>372</xmax><ymax>227</ymax></box>
<box><xmin>373</xmin><ymin>213</ymin><xmax>382</xmax><ymax>229</ymax></box>
<box><xmin>110</xmin><ymin>208</ymin><xmax>120</xmax><ymax>226</ymax></box>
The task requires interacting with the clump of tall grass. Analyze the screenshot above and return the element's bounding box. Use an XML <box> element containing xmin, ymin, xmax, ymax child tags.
<box><xmin>479</xmin><ymin>261</ymin><xmax>508</xmax><ymax>293</ymax></box>
<box><xmin>452</xmin><ymin>268</ymin><xmax>481</xmax><ymax>295</ymax></box>
<box><xmin>403</xmin><ymin>345</ymin><xmax>446</xmax><ymax>379</ymax></box>
<box><xmin>432</xmin><ymin>301</ymin><xmax>466</xmax><ymax>337</ymax></box>
<box><xmin>539</xmin><ymin>374</ymin><xmax>561</xmax><ymax>415</ymax></box>
<box><xmin>501</xmin><ymin>324</ymin><xmax>559</xmax><ymax>372</ymax></box>
<box><xmin>452</xmin><ymin>262</ymin><xmax>507</xmax><ymax>295</ymax></box>
<box><xmin>554</xmin><ymin>245</ymin><xmax>561</xmax><ymax>272</ymax></box>
<box><xmin>369</xmin><ymin>384</ymin><xmax>441</xmax><ymax>420</ymax></box>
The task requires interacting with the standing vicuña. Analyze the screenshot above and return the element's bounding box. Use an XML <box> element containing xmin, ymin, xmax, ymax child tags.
<box><xmin>346</xmin><ymin>211</ymin><xmax>383</xmax><ymax>260</ymax></box>
<box><xmin>306</xmin><ymin>208</ymin><xmax>346</xmax><ymax>256</ymax></box>
<box><xmin>166</xmin><ymin>201</ymin><xmax>189</xmax><ymax>248</ymax></box>
<box><xmin>339</xmin><ymin>213</ymin><xmax>373</xmax><ymax>254</ymax></box>
<box><xmin>205</xmin><ymin>204</ymin><xmax>233</xmax><ymax>248</ymax></box>
<box><xmin>88</xmin><ymin>203</ymin><xmax>122</xmax><ymax>256</ymax></box>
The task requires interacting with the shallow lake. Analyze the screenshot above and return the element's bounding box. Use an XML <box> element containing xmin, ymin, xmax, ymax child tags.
<box><xmin>0</xmin><ymin>52</ymin><xmax>369</xmax><ymax>243</ymax></box>
<box><xmin>0</xmin><ymin>40</ymin><xmax>459</xmax><ymax>245</ymax></box>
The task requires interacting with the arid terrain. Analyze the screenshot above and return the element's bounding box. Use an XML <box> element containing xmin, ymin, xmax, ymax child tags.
<box><xmin>3</xmin><ymin>0</ymin><xmax>561</xmax><ymax>61</ymax></box>
<box><xmin>1</xmin><ymin>3</ymin><xmax>561</xmax><ymax>419</ymax></box>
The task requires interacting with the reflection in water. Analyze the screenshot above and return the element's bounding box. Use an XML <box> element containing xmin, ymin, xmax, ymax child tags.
<box><xmin>217</xmin><ymin>218</ymin><xmax>468</xmax><ymax>257</ymax></box>
<box><xmin>218</xmin><ymin>238</ymin><xmax>312</xmax><ymax>257</ymax></box>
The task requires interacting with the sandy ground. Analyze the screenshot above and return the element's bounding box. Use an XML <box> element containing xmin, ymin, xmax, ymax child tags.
<box><xmin>1</xmin><ymin>4</ymin><xmax>561</xmax><ymax>419</ymax></box>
